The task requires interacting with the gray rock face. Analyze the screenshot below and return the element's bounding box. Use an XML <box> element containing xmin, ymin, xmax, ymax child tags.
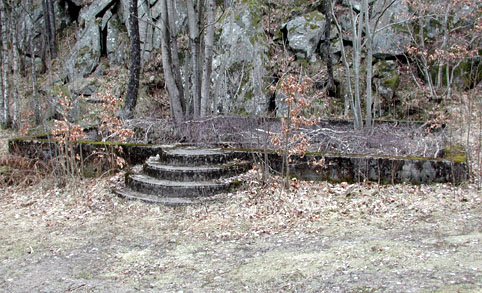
<box><xmin>284</xmin><ymin>11</ymin><xmax>325</xmax><ymax>61</ymax></box>
<box><xmin>373</xmin><ymin>60</ymin><xmax>400</xmax><ymax>115</ymax></box>
<box><xmin>373</xmin><ymin>60</ymin><xmax>399</xmax><ymax>96</ymax></box>
<box><xmin>79</xmin><ymin>0</ymin><xmax>116</xmax><ymax>24</ymax></box>
<box><xmin>106</xmin><ymin>14</ymin><xmax>129</xmax><ymax>66</ymax></box>
<box><xmin>213</xmin><ymin>5</ymin><xmax>269</xmax><ymax>115</ymax></box>
<box><xmin>275</xmin><ymin>89</ymin><xmax>288</xmax><ymax>117</ymax></box>
<box><xmin>342</xmin><ymin>0</ymin><xmax>361</xmax><ymax>12</ymax></box>
<box><xmin>70</xmin><ymin>77</ymin><xmax>99</xmax><ymax>97</ymax></box>
<box><xmin>371</xmin><ymin>0</ymin><xmax>410</xmax><ymax>57</ymax></box>
<box><xmin>64</xmin><ymin>0</ymin><xmax>118</xmax><ymax>81</ymax></box>
<box><xmin>64</xmin><ymin>22</ymin><xmax>101</xmax><ymax>81</ymax></box>
<box><xmin>25</xmin><ymin>57</ymin><xmax>46</xmax><ymax>74</ymax></box>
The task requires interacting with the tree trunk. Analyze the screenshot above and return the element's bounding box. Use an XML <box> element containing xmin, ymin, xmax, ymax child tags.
<box><xmin>166</xmin><ymin>0</ymin><xmax>185</xmax><ymax>111</ymax></box>
<box><xmin>438</xmin><ymin>2</ymin><xmax>451</xmax><ymax>90</ymax></box>
<box><xmin>364</xmin><ymin>0</ymin><xmax>373</xmax><ymax>128</ymax></box>
<box><xmin>11</xmin><ymin>2</ymin><xmax>19</xmax><ymax>129</ymax></box>
<box><xmin>0</xmin><ymin>6</ymin><xmax>3</xmax><ymax>126</ymax></box>
<box><xmin>322</xmin><ymin>0</ymin><xmax>334</xmax><ymax>92</ymax></box>
<box><xmin>47</xmin><ymin>0</ymin><xmax>56</xmax><ymax>58</ymax></box>
<box><xmin>29</xmin><ymin>0</ymin><xmax>40</xmax><ymax>125</ymax></box>
<box><xmin>160</xmin><ymin>0</ymin><xmax>184</xmax><ymax>124</ymax></box>
<box><xmin>123</xmin><ymin>0</ymin><xmax>141</xmax><ymax>119</ymax></box>
<box><xmin>183</xmin><ymin>52</ymin><xmax>192</xmax><ymax>115</ymax></box>
<box><xmin>350</xmin><ymin>3</ymin><xmax>363</xmax><ymax>130</ymax></box>
<box><xmin>332</xmin><ymin>5</ymin><xmax>355</xmax><ymax>120</ymax></box>
<box><xmin>0</xmin><ymin>0</ymin><xmax>10</xmax><ymax>127</ymax></box>
<box><xmin>200</xmin><ymin>0</ymin><xmax>215</xmax><ymax>117</ymax></box>
<box><xmin>42</xmin><ymin>0</ymin><xmax>56</xmax><ymax>60</ymax></box>
<box><xmin>187</xmin><ymin>0</ymin><xmax>201</xmax><ymax>118</ymax></box>
<box><xmin>141</xmin><ymin>0</ymin><xmax>153</xmax><ymax>70</ymax></box>
<box><xmin>418</xmin><ymin>15</ymin><xmax>436</xmax><ymax>98</ymax></box>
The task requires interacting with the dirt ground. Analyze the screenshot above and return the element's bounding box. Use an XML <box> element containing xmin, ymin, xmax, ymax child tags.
<box><xmin>1</xmin><ymin>165</ymin><xmax>481</xmax><ymax>292</ymax></box>
<box><xmin>1</xmin><ymin>107</ymin><xmax>481</xmax><ymax>293</ymax></box>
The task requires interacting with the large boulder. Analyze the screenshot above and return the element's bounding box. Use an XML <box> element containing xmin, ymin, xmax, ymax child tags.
<box><xmin>64</xmin><ymin>22</ymin><xmax>102</xmax><ymax>81</ymax></box>
<box><xmin>213</xmin><ymin>4</ymin><xmax>269</xmax><ymax>115</ymax></box>
<box><xmin>64</xmin><ymin>0</ymin><xmax>118</xmax><ymax>81</ymax></box>
<box><xmin>78</xmin><ymin>0</ymin><xmax>116</xmax><ymax>24</ymax></box>
<box><xmin>284</xmin><ymin>11</ymin><xmax>325</xmax><ymax>61</ymax></box>
<box><xmin>371</xmin><ymin>0</ymin><xmax>410</xmax><ymax>58</ymax></box>
<box><xmin>106</xmin><ymin>13</ymin><xmax>129</xmax><ymax>66</ymax></box>
<box><xmin>69</xmin><ymin>77</ymin><xmax>100</xmax><ymax>97</ymax></box>
<box><xmin>373</xmin><ymin>59</ymin><xmax>400</xmax><ymax>115</ymax></box>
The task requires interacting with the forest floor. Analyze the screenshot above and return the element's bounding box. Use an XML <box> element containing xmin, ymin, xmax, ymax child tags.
<box><xmin>128</xmin><ymin>117</ymin><xmax>448</xmax><ymax>158</ymax></box>
<box><xmin>1</xmin><ymin>112</ymin><xmax>481</xmax><ymax>292</ymax></box>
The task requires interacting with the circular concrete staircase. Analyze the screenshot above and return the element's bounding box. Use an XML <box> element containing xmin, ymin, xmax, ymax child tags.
<box><xmin>114</xmin><ymin>146</ymin><xmax>250</xmax><ymax>206</ymax></box>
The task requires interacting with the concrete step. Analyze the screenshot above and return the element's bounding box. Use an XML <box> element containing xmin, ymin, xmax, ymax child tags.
<box><xmin>113</xmin><ymin>188</ymin><xmax>219</xmax><ymax>206</ymax></box>
<box><xmin>143</xmin><ymin>157</ymin><xmax>251</xmax><ymax>181</ymax></box>
<box><xmin>159</xmin><ymin>147</ymin><xmax>237</xmax><ymax>166</ymax></box>
<box><xmin>126</xmin><ymin>173</ymin><xmax>235</xmax><ymax>198</ymax></box>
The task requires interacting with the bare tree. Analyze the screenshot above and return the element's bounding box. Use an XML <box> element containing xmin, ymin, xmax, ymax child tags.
<box><xmin>123</xmin><ymin>0</ymin><xmax>141</xmax><ymax>119</ymax></box>
<box><xmin>42</xmin><ymin>0</ymin><xmax>56</xmax><ymax>59</ymax></box>
<box><xmin>166</xmin><ymin>0</ymin><xmax>185</xmax><ymax>111</ymax></box>
<box><xmin>200</xmin><ymin>0</ymin><xmax>215</xmax><ymax>117</ymax></box>
<box><xmin>322</xmin><ymin>0</ymin><xmax>334</xmax><ymax>93</ymax></box>
<box><xmin>363</xmin><ymin>0</ymin><xmax>373</xmax><ymax>128</ymax></box>
<box><xmin>332</xmin><ymin>0</ymin><xmax>398</xmax><ymax>129</ymax></box>
<box><xmin>11</xmin><ymin>0</ymin><xmax>19</xmax><ymax>129</ymax></box>
<box><xmin>159</xmin><ymin>0</ymin><xmax>185</xmax><ymax>124</ymax></box>
<box><xmin>160</xmin><ymin>0</ymin><xmax>218</xmax><ymax>123</ymax></box>
<box><xmin>0</xmin><ymin>0</ymin><xmax>10</xmax><ymax>128</ymax></box>
<box><xmin>27</xmin><ymin>0</ymin><xmax>40</xmax><ymax>125</ymax></box>
<box><xmin>404</xmin><ymin>0</ymin><xmax>479</xmax><ymax>100</ymax></box>
<box><xmin>333</xmin><ymin>0</ymin><xmax>363</xmax><ymax>129</ymax></box>
<box><xmin>187</xmin><ymin>0</ymin><xmax>201</xmax><ymax>118</ymax></box>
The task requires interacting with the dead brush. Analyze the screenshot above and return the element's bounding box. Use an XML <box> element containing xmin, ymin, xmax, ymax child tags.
<box><xmin>0</xmin><ymin>154</ymin><xmax>49</xmax><ymax>187</ymax></box>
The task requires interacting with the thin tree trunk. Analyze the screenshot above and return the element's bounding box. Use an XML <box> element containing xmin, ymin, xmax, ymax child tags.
<box><xmin>187</xmin><ymin>0</ymin><xmax>201</xmax><ymax>118</ymax></box>
<box><xmin>0</xmin><ymin>6</ymin><xmax>3</xmax><ymax>125</ymax></box>
<box><xmin>351</xmin><ymin>3</ymin><xmax>363</xmax><ymax>129</ymax></box>
<box><xmin>160</xmin><ymin>0</ymin><xmax>184</xmax><ymax>124</ymax></box>
<box><xmin>332</xmin><ymin>5</ymin><xmax>355</xmax><ymax>121</ymax></box>
<box><xmin>124</xmin><ymin>0</ymin><xmax>141</xmax><ymax>118</ymax></box>
<box><xmin>42</xmin><ymin>0</ymin><xmax>55</xmax><ymax>60</ymax></box>
<box><xmin>141</xmin><ymin>0</ymin><xmax>153</xmax><ymax>70</ymax></box>
<box><xmin>0</xmin><ymin>0</ymin><xmax>10</xmax><ymax>127</ymax></box>
<box><xmin>11</xmin><ymin>2</ymin><xmax>19</xmax><ymax>129</ymax></box>
<box><xmin>438</xmin><ymin>2</ymin><xmax>451</xmax><ymax>90</ymax></box>
<box><xmin>41</xmin><ymin>0</ymin><xmax>49</xmax><ymax>56</ymax></box>
<box><xmin>200</xmin><ymin>0</ymin><xmax>215</xmax><ymax>117</ymax></box>
<box><xmin>29</xmin><ymin>0</ymin><xmax>40</xmax><ymax>125</ymax></box>
<box><xmin>47</xmin><ymin>0</ymin><xmax>56</xmax><ymax>58</ymax></box>
<box><xmin>323</xmin><ymin>0</ymin><xmax>334</xmax><ymax>92</ymax></box>
<box><xmin>364</xmin><ymin>0</ymin><xmax>373</xmax><ymax>128</ymax></box>
<box><xmin>418</xmin><ymin>15</ymin><xmax>436</xmax><ymax>98</ymax></box>
<box><xmin>166</xmin><ymin>0</ymin><xmax>185</xmax><ymax>111</ymax></box>
<box><xmin>183</xmin><ymin>52</ymin><xmax>192</xmax><ymax>116</ymax></box>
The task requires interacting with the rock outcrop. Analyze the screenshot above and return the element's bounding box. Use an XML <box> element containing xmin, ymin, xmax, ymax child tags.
<box><xmin>284</xmin><ymin>11</ymin><xmax>325</xmax><ymax>61</ymax></box>
<box><xmin>213</xmin><ymin>4</ymin><xmax>270</xmax><ymax>115</ymax></box>
<box><xmin>14</xmin><ymin>0</ymin><xmax>479</xmax><ymax>121</ymax></box>
<box><xmin>371</xmin><ymin>0</ymin><xmax>410</xmax><ymax>58</ymax></box>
